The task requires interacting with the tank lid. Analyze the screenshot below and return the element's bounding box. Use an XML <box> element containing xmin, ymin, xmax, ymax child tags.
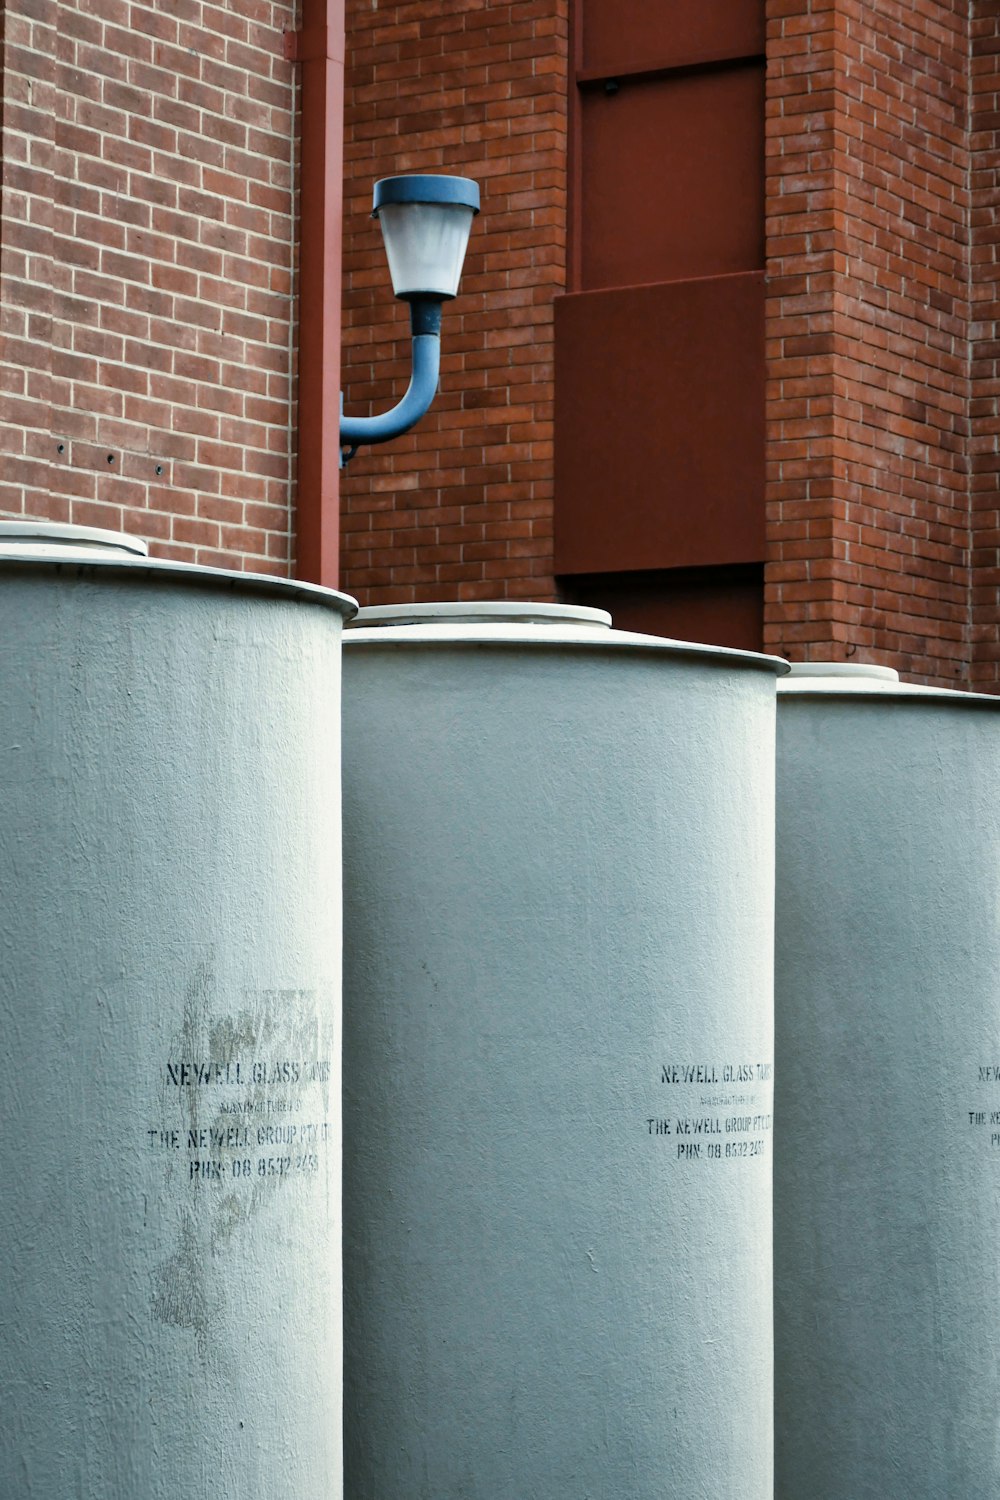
<box><xmin>778</xmin><ymin>658</ymin><xmax>1000</xmax><ymax>704</ymax></box>
<box><xmin>0</xmin><ymin>520</ymin><xmax>149</xmax><ymax>559</ymax></box>
<box><xmin>784</xmin><ymin>662</ymin><xmax>900</xmax><ymax>683</ymax></box>
<box><xmin>345</xmin><ymin>598</ymin><xmax>788</xmax><ymax>674</ymax></box>
<box><xmin>0</xmin><ymin>523</ymin><xmax>357</xmax><ymax>616</ymax></box>
<box><xmin>349</xmin><ymin>602</ymin><xmax>612</xmax><ymax>629</ymax></box>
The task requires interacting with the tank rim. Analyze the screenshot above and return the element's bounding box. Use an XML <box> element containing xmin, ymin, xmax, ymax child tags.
<box><xmin>350</xmin><ymin>601</ymin><xmax>613</xmax><ymax>630</ymax></box>
<box><xmin>345</xmin><ymin>625</ymin><xmax>788</xmax><ymax>674</ymax></box>
<box><xmin>0</xmin><ymin>552</ymin><xmax>358</xmax><ymax>618</ymax></box>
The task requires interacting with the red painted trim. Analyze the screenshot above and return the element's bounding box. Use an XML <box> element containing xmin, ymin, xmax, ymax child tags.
<box><xmin>567</xmin><ymin>0</ymin><xmax>584</xmax><ymax>292</ymax></box>
<box><xmin>294</xmin><ymin>0</ymin><xmax>345</xmax><ymax>587</ymax></box>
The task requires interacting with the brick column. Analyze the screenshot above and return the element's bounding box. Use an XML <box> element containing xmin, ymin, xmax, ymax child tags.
<box><xmin>0</xmin><ymin>0</ymin><xmax>301</xmax><ymax>574</ymax></box>
<box><xmin>971</xmin><ymin>1</ymin><xmax>1000</xmax><ymax>689</ymax></box>
<box><xmin>765</xmin><ymin>0</ymin><xmax>972</xmax><ymax>687</ymax></box>
<box><xmin>0</xmin><ymin>0</ymin><xmax>58</xmax><ymax>521</ymax></box>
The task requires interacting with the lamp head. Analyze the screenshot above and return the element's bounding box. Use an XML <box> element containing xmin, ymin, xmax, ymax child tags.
<box><xmin>372</xmin><ymin>174</ymin><xmax>480</xmax><ymax>300</ymax></box>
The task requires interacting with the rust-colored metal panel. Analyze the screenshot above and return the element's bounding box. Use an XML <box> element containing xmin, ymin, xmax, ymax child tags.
<box><xmin>554</xmin><ymin>271</ymin><xmax>765</xmax><ymax>576</ymax></box>
<box><xmin>295</xmin><ymin>0</ymin><xmax>345</xmax><ymax>587</ymax></box>
<box><xmin>563</xmin><ymin>566</ymin><xmax>764</xmax><ymax>653</ymax></box>
<box><xmin>578</xmin><ymin>65</ymin><xmax>765</xmax><ymax>291</ymax></box>
<box><xmin>580</xmin><ymin>0</ymin><xmax>764</xmax><ymax>76</ymax></box>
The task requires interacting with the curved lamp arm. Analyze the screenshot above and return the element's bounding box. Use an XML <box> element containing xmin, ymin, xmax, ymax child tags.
<box><xmin>340</xmin><ymin>299</ymin><xmax>442</xmax><ymax>463</ymax></box>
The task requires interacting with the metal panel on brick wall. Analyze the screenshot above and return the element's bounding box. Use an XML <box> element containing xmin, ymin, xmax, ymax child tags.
<box><xmin>554</xmin><ymin>271</ymin><xmax>765</xmax><ymax>576</ymax></box>
<box><xmin>578</xmin><ymin>65</ymin><xmax>765</xmax><ymax>292</ymax></box>
<box><xmin>563</xmin><ymin>565</ymin><xmax>765</xmax><ymax>653</ymax></box>
<box><xmin>580</xmin><ymin>0</ymin><xmax>764</xmax><ymax>76</ymax></box>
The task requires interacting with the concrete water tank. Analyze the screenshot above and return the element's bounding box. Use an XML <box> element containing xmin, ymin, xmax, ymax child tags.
<box><xmin>774</xmin><ymin>662</ymin><xmax>1000</xmax><ymax>1499</ymax></box>
<box><xmin>0</xmin><ymin>523</ymin><xmax>356</xmax><ymax>1499</ymax></box>
<box><xmin>341</xmin><ymin>602</ymin><xmax>785</xmax><ymax>1499</ymax></box>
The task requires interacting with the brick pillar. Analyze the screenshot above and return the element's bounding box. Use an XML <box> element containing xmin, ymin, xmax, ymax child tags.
<box><xmin>0</xmin><ymin>0</ymin><xmax>58</xmax><ymax>521</ymax></box>
<box><xmin>765</xmin><ymin>0</ymin><xmax>972</xmax><ymax>687</ymax></box>
<box><xmin>0</xmin><ymin>0</ymin><xmax>301</xmax><ymax>574</ymax></box>
<box><xmin>339</xmin><ymin>0</ymin><xmax>568</xmax><ymax>606</ymax></box>
<box><xmin>971</xmin><ymin>2</ymin><xmax>1000</xmax><ymax>690</ymax></box>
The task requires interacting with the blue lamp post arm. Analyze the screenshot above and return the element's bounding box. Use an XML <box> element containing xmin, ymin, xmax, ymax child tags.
<box><xmin>340</xmin><ymin>298</ymin><xmax>442</xmax><ymax>454</ymax></box>
<box><xmin>340</xmin><ymin>334</ymin><xmax>440</xmax><ymax>447</ymax></box>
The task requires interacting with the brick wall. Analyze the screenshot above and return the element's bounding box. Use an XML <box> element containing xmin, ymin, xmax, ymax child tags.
<box><xmin>764</xmin><ymin>0</ymin><xmax>972</xmax><ymax>686</ymax></box>
<box><xmin>971</xmin><ymin>2</ymin><xmax>1000</xmax><ymax>689</ymax></box>
<box><xmin>339</xmin><ymin>0</ymin><xmax>567</xmax><ymax>606</ymax></box>
<box><xmin>763</xmin><ymin>0</ymin><xmax>841</xmax><ymax>662</ymax></box>
<box><xmin>4</xmin><ymin>0</ymin><xmax>997</xmax><ymax>667</ymax></box>
<box><xmin>0</xmin><ymin>0</ymin><xmax>299</xmax><ymax>573</ymax></box>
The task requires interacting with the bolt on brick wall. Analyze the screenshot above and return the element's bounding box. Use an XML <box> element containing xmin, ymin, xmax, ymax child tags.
<box><xmin>0</xmin><ymin>0</ymin><xmax>299</xmax><ymax>573</ymax></box>
<box><xmin>339</xmin><ymin>0</ymin><xmax>568</xmax><ymax>607</ymax></box>
<box><xmin>765</xmin><ymin>0</ymin><xmax>973</xmax><ymax>687</ymax></box>
<box><xmin>971</xmin><ymin>2</ymin><xmax>1000</xmax><ymax>690</ymax></box>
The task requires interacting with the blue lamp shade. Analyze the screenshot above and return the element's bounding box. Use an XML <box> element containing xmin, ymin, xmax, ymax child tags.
<box><xmin>372</xmin><ymin>175</ymin><xmax>480</xmax><ymax>300</ymax></box>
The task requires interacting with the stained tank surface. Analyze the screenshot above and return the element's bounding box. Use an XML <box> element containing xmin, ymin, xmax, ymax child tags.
<box><xmin>0</xmin><ymin>526</ymin><xmax>355</xmax><ymax>1499</ymax></box>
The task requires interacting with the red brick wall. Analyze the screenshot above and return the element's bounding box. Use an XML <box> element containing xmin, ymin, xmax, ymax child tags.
<box><xmin>339</xmin><ymin>0</ymin><xmax>567</xmax><ymax>606</ymax></box>
<box><xmin>971</xmin><ymin>2</ymin><xmax>1000</xmax><ymax>690</ymax></box>
<box><xmin>764</xmin><ymin>0</ymin><xmax>972</xmax><ymax>686</ymax></box>
<box><xmin>4</xmin><ymin>0</ymin><xmax>997</xmax><ymax>671</ymax></box>
<box><xmin>764</xmin><ymin>0</ymin><xmax>849</xmax><ymax>664</ymax></box>
<box><xmin>0</xmin><ymin>0</ymin><xmax>299</xmax><ymax>573</ymax></box>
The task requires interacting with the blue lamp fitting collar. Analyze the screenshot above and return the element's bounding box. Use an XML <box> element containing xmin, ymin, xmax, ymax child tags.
<box><xmin>372</xmin><ymin>174</ymin><xmax>481</xmax><ymax>216</ymax></box>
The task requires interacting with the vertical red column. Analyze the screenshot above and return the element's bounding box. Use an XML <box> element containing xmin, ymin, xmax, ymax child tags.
<box><xmin>295</xmin><ymin>0</ymin><xmax>345</xmax><ymax>587</ymax></box>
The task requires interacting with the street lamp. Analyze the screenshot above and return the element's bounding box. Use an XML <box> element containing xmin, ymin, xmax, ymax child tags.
<box><xmin>340</xmin><ymin>174</ymin><xmax>480</xmax><ymax>464</ymax></box>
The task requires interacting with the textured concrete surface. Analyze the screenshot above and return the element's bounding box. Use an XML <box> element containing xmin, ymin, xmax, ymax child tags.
<box><xmin>0</xmin><ymin>561</ymin><xmax>352</xmax><ymax>1498</ymax></box>
<box><xmin>775</xmin><ymin>671</ymin><xmax>1000</xmax><ymax>1499</ymax></box>
<box><xmin>343</xmin><ymin>611</ymin><xmax>780</xmax><ymax>1498</ymax></box>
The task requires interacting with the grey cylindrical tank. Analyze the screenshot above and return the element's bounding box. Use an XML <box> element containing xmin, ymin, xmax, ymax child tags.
<box><xmin>774</xmin><ymin>662</ymin><xmax>1000</xmax><ymax>1500</ymax></box>
<box><xmin>0</xmin><ymin>524</ymin><xmax>356</xmax><ymax>1499</ymax></box>
<box><xmin>342</xmin><ymin>602</ymin><xmax>784</xmax><ymax>1499</ymax></box>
